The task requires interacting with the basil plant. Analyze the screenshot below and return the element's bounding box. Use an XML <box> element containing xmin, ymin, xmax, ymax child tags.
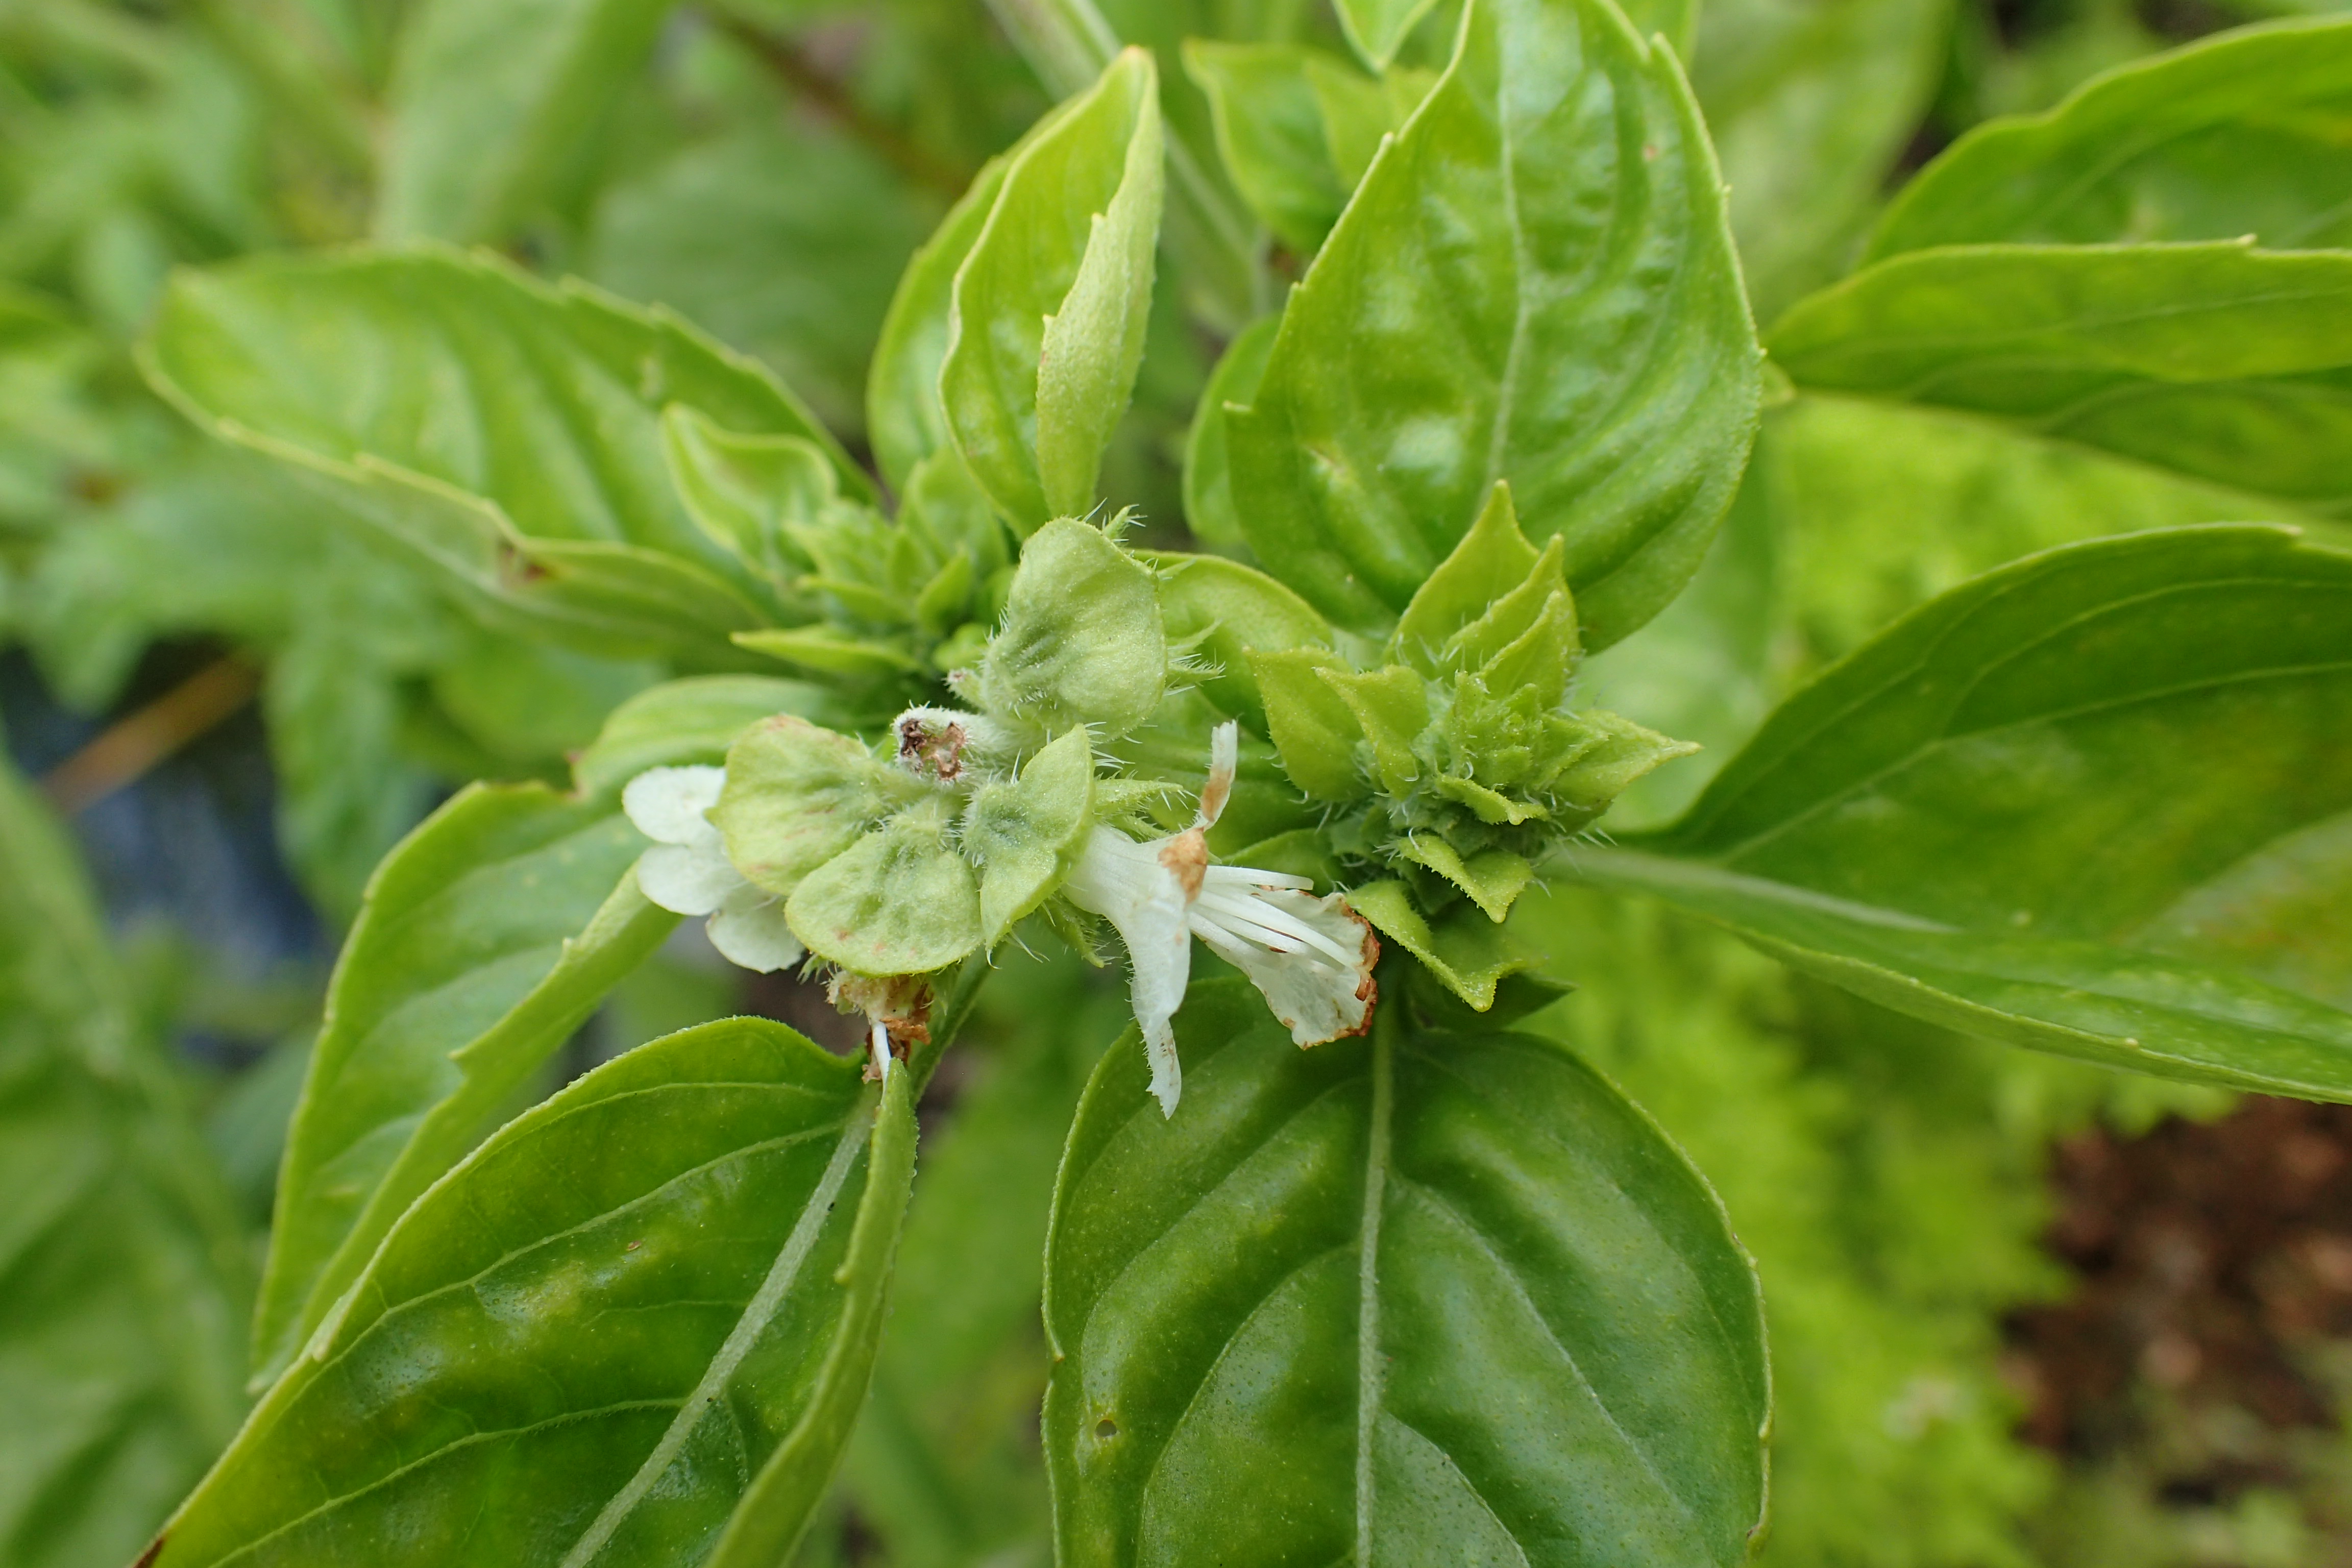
<box><xmin>122</xmin><ymin>1</ymin><xmax>2352</xmax><ymax>1563</ymax></box>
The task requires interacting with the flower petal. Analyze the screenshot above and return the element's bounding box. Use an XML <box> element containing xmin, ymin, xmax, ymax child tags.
<box><xmin>1193</xmin><ymin>889</ymin><xmax>1378</xmax><ymax>1048</ymax></box>
<box><xmin>636</xmin><ymin>842</ymin><xmax>740</xmax><ymax>917</ymax></box>
<box><xmin>1194</xmin><ymin>719</ymin><xmax>1239</xmax><ymax>828</ymax></box>
<box><xmin>623</xmin><ymin>765</ymin><xmax>726</xmax><ymax>847</ymax></box>
<box><xmin>707</xmin><ymin>883</ymin><xmax>804</xmax><ymax>973</ymax></box>
<box><xmin>1065</xmin><ymin>825</ymin><xmax>1194</xmax><ymax>1115</ymax></box>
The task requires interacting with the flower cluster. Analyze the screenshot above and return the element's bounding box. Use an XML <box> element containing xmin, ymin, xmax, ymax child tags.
<box><xmin>623</xmin><ymin>518</ymin><xmax>1378</xmax><ymax>1112</ymax></box>
<box><xmin>1253</xmin><ymin>483</ymin><xmax>1695</xmax><ymax>933</ymax></box>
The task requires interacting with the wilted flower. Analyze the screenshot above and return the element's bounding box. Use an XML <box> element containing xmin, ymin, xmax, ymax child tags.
<box><xmin>1064</xmin><ymin>722</ymin><xmax>1378</xmax><ymax>1117</ymax></box>
<box><xmin>623</xmin><ymin>765</ymin><xmax>803</xmax><ymax>973</ymax></box>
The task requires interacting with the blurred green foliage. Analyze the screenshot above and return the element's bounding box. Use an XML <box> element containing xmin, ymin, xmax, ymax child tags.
<box><xmin>2</xmin><ymin>0</ymin><xmax>2348</xmax><ymax>1563</ymax></box>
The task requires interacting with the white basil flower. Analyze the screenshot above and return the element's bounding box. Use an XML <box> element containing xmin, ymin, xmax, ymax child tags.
<box><xmin>1065</xmin><ymin>722</ymin><xmax>1378</xmax><ymax>1117</ymax></box>
<box><xmin>621</xmin><ymin>765</ymin><xmax>802</xmax><ymax>973</ymax></box>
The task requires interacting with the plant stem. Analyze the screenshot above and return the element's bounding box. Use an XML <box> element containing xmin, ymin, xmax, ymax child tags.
<box><xmin>42</xmin><ymin>655</ymin><xmax>262</xmax><ymax>816</ymax></box>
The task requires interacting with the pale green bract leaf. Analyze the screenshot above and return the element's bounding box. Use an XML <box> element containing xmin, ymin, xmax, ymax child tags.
<box><xmin>714</xmin><ymin>715</ymin><xmax>926</xmax><ymax>899</ymax></box>
<box><xmin>977</xmin><ymin>519</ymin><xmax>1167</xmax><ymax>738</ymax></box>
<box><xmin>1768</xmin><ymin>241</ymin><xmax>2352</xmax><ymax>514</ymax></box>
<box><xmin>964</xmin><ymin>728</ymin><xmax>1098</xmax><ymax>947</ymax></box>
<box><xmin>1868</xmin><ymin>17</ymin><xmax>2352</xmax><ymax>260</ymax></box>
<box><xmin>375</xmin><ymin>0</ymin><xmax>673</xmax><ymax>245</ymax></box>
<box><xmin>146</xmin><ymin>1020</ymin><xmax>914</xmax><ymax>1568</ymax></box>
<box><xmin>787</xmin><ymin>804</ymin><xmax>985</xmax><ymax>976</ymax></box>
<box><xmin>1591</xmin><ymin>526</ymin><xmax>2352</xmax><ymax>1096</ymax></box>
<box><xmin>942</xmin><ymin>47</ymin><xmax>1166</xmax><ymax>531</ymax></box>
<box><xmin>1043</xmin><ymin>981</ymin><xmax>1769</xmax><ymax>1565</ymax></box>
<box><xmin>1229</xmin><ymin>0</ymin><xmax>1760</xmax><ymax>650</ymax></box>
<box><xmin>139</xmin><ymin>248</ymin><xmax>865</xmax><ymax>658</ymax></box>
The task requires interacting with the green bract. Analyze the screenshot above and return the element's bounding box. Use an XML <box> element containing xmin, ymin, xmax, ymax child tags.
<box><xmin>1248</xmin><ymin>485</ymin><xmax>1695</xmax><ymax>994</ymax></box>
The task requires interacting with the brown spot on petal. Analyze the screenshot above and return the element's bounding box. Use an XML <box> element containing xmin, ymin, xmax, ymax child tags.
<box><xmin>1303</xmin><ymin>912</ymin><xmax>1380</xmax><ymax>1048</ymax></box>
<box><xmin>1197</xmin><ymin>770</ymin><xmax>1231</xmax><ymax>826</ymax></box>
<box><xmin>1158</xmin><ymin>828</ymin><xmax>1209</xmax><ymax>900</ymax></box>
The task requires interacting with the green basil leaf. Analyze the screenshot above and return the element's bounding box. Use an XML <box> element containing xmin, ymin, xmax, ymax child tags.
<box><xmin>140</xmin><ymin>249</ymin><xmax>865</xmax><ymax>657</ymax></box>
<box><xmin>1042</xmin><ymin>978</ymin><xmax>1769</xmax><ymax>1564</ymax></box>
<box><xmin>943</xmin><ymin>47</ymin><xmax>1166</xmax><ymax>530</ymax></box>
<box><xmin>1767</xmin><ymin>241</ymin><xmax>2352</xmax><ymax>511</ymax></box>
<box><xmin>870</xmin><ymin>152</ymin><xmax>1020</xmax><ymax>493</ymax></box>
<box><xmin>660</xmin><ymin>405</ymin><xmax>840</xmax><ymax>587</ymax></box>
<box><xmin>1869</xmin><ymin>18</ymin><xmax>2352</xmax><ymax>261</ymax></box>
<box><xmin>844</xmin><ymin>963</ymin><xmax>1113</xmax><ymax>1566</ymax></box>
<box><xmin>146</xmin><ymin>1020</ymin><xmax>914</xmax><ymax>1568</ymax></box>
<box><xmin>1572</xmin><ymin>843</ymin><xmax>2352</xmax><ymax>1099</ymax></box>
<box><xmin>1599</xmin><ymin>525</ymin><xmax>2352</xmax><ymax>1095</ymax></box>
<box><xmin>1145</xmin><ymin>548</ymin><xmax>1335</xmax><ymax>730</ymax></box>
<box><xmin>1333</xmin><ymin>0</ymin><xmax>1446</xmax><ymax>69</ymax></box>
<box><xmin>0</xmin><ymin>757</ymin><xmax>250</xmax><ymax>1568</ymax></box>
<box><xmin>251</xmin><ymin>784</ymin><xmax>675</xmax><ymax>1384</ymax></box>
<box><xmin>375</xmin><ymin>0</ymin><xmax>673</xmax><ymax>244</ymax></box>
<box><xmin>1690</xmin><ymin>0</ymin><xmax>1951</xmax><ymax>316</ymax></box>
<box><xmin>1309</xmin><ymin>55</ymin><xmax>1437</xmax><ymax>189</ymax></box>
<box><xmin>706</xmin><ymin>1066</ymin><xmax>917</xmax><ymax>1568</ymax></box>
<box><xmin>975</xmin><ymin>0</ymin><xmax>1263</xmax><ymax>333</ymax></box>
<box><xmin>1183</xmin><ymin>41</ymin><xmax>1350</xmax><ymax>256</ymax></box>
<box><xmin>1179</xmin><ymin>313</ymin><xmax>1279</xmax><ymax>546</ymax></box>
<box><xmin>1230</xmin><ymin>0</ymin><xmax>1759</xmax><ymax>649</ymax></box>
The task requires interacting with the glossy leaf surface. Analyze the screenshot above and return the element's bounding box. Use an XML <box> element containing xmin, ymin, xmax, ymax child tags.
<box><xmin>1869</xmin><ymin>19</ymin><xmax>2352</xmax><ymax>259</ymax></box>
<box><xmin>255</xmin><ymin>675</ymin><xmax>809</xmax><ymax>1383</ymax></box>
<box><xmin>1229</xmin><ymin>0</ymin><xmax>1759</xmax><ymax>650</ymax></box>
<box><xmin>141</xmin><ymin>249</ymin><xmax>862</xmax><ymax>656</ymax></box>
<box><xmin>252</xmin><ymin>784</ymin><xmax>670</xmax><ymax>1383</ymax></box>
<box><xmin>942</xmin><ymin>47</ymin><xmax>1165</xmax><ymax>530</ymax></box>
<box><xmin>1768</xmin><ymin>241</ymin><xmax>2352</xmax><ymax>512</ymax></box>
<box><xmin>1043</xmin><ymin>979</ymin><xmax>1769</xmax><ymax>1565</ymax></box>
<box><xmin>149</xmin><ymin>1020</ymin><xmax>913</xmax><ymax>1568</ymax></box>
<box><xmin>376</xmin><ymin>0</ymin><xmax>673</xmax><ymax>245</ymax></box>
<box><xmin>1603</xmin><ymin>526</ymin><xmax>2352</xmax><ymax>1096</ymax></box>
